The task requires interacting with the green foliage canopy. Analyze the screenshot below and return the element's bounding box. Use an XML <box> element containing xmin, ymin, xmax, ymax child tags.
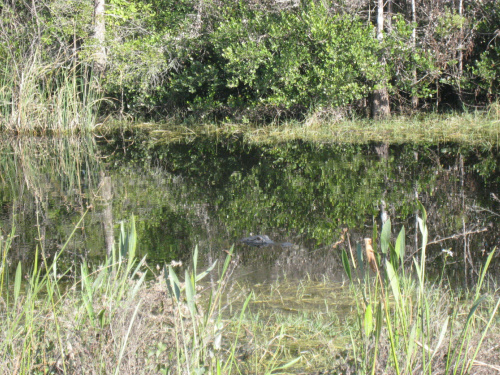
<box><xmin>213</xmin><ymin>2</ymin><xmax>381</xmax><ymax>111</ymax></box>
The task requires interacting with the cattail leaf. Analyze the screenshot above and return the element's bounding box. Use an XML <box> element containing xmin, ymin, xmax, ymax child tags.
<box><xmin>342</xmin><ymin>249</ymin><xmax>352</xmax><ymax>281</ymax></box>
<box><xmin>364</xmin><ymin>304</ymin><xmax>373</xmax><ymax>336</ymax></box>
<box><xmin>381</xmin><ymin>218</ymin><xmax>391</xmax><ymax>254</ymax></box>
<box><xmin>14</xmin><ymin>261</ymin><xmax>22</xmax><ymax>305</ymax></box>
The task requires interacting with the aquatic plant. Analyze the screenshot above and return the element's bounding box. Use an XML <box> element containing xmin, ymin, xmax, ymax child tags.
<box><xmin>0</xmin><ymin>206</ymin><xmax>498</xmax><ymax>374</ymax></box>
<box><xmin>0</xmin><ymin>213</ymin><xmax>300</xmax><ymax>374</ymax></box>
<box><xmin>0</xmin><ymin>214</ymin><xmax>147</xmax><ymax>373</ymax></box>
<box><xmin>341</xmin><ymin>202</ymin><xmax>500</xmax><ymax>374</ymax></box>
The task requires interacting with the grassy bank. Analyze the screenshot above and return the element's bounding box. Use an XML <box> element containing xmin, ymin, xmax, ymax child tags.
<box><xmin>101</xmin><ymin>105</ymin><xmax>500</xmax><ymax>147</ymax></box>
<box><xmin>1</xmin><ymin>210</ymin><xmax>499</xmax><ymax>374</ymax></box>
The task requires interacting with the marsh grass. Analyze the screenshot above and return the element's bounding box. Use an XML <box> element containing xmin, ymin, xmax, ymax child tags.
<box><xmin>1</xmin><ymin>208</ymin><xmax>499</xmax><ymax>374</ymax></box>
<box><xmin>0</xmin><ymin>214</ymin><xmax>299</xmax><ymax>374</ymax></box>
<box><xmin>0</xmin><ymin>214</ymin><xmax>149</xmax><ymax>373</ymax></box>
<box><xmin>109</xmin><ymin>104</ymin><xmax>500</xmax><ymax>146</ymax></box>
<box><xmin>341</xmin><ymin>203</ymin><xmax>500</xmax><ymax>374</ymax></box>
<box><xmin>0</xmin><ymin>53</ymin><xmax>101</xmax><ymax>134</ymax></box>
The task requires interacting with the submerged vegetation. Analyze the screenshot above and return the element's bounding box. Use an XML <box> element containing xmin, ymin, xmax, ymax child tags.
<box><xmin>1</xmin><ymin>207</ymin><xmax>499</xmax><ymax>374</ymax></box>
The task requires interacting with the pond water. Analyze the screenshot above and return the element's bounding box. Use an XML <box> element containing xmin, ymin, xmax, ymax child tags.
<box><xmin>0</xmin><ymin>135</ymin><xmax>499</xmax><ymax>288</ymax></box>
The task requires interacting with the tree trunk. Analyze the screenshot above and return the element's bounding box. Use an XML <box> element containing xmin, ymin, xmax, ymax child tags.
<box><xmin>372</xmin><ymin>0</ymin><xmax>391</xmax><ymax>119</ymax></box>
<box><xmin>411</xmin><ymin>0</ymin><xmax>418</xmax><ymax>109</ymax></box>
<box><xmin>457</xmin><ymin>0</ymin><xmax>463</xmax><ymax>95</ymax></box>
<box><xmin>387</xmin><ymin>0</ymin><xmax>392</xmax><ymax>31</ymax></box>
<box><xmin>93</xmin><ymin>0</ymin><xmax>106</xmax><ymax>73</ymax></box>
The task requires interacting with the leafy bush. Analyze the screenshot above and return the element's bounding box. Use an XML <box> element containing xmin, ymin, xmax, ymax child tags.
<box><xmin>212</xmin><ymin>1</ymin><xmax>381</xmax><ymax>112</ymax></box>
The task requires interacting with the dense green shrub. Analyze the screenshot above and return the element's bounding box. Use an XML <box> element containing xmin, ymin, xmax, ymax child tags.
<box><xmin>97</xmin><ymin>0</ymin><xmax>445</xmax><ymax>119</ymax></box>
<box><xmin>469</xmin><ymin>1</ymin><xmax>500</xmax><ymax>103</ymax></box>
<box><xmin>1</xmin><ymin>0</ymin><xmax>499</xmax><ymax>122</ymax></box>
<box><xmin>213</xmin><ymin>2</ymin><xmax>381</xmax><ymax>111</ymax></box>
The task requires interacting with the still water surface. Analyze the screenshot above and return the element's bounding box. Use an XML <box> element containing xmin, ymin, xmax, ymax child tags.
<box><xmin>0</xmin><ymin>136</ymin><xmax>499</xmax><ymax>288</ymax></box>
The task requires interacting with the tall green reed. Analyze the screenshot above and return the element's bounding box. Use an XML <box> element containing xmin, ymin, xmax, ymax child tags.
<box><xmin>0</xmin><ymin>213</ymin><xmax>88</xmax><ymax>373</ymax></box>
<box><xmin>0</xmin><ymin>213</ymin><xmax>145</xmax><ymax>373</ymax></box>
<box><xmin>1</xmin><ymin>212</ymin><xmax>271</xmax><ymax>374</ymax></box>
<box><xmin>164</xmin><ymin>246</ymin><xmax>303</xmax><ymax>375</ymax></box>
<box><xmin>165</xmin><ymin>245</ymin><xmax>251</xmax><ymax>374</ymax></box>
<box><xmin>0</xmin><ymin>52</ymin><xmax>101</xmax><ymax>134</ymax></box>
<box><xmin>342</xmin><ymin>203</ymin><xmax>499</xmax><ymax>374</ymax></box>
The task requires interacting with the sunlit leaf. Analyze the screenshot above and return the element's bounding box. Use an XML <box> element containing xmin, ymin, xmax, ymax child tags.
<box><xmin>385</xmin><ymin>260</ymin><xmax>400</xmax><ymax>305</ymax></box>
<box><xmin>431</xmin><ymin>316</ymin><xmax>449</xmax><ymax>359</ymax></box>
<box><xmin>364</xmin><ymin>304</ymin><xmax>373</xmax><ymax>336</ymax></box>
<box><xmin>395</xmin><ymin>226</ymin><xmax>405</xmax><ymax>263</ymax></box>
<box><xmin>14</xmin><ymin>261</ymin><xmax>22</xmax><ymax>304</ymax></box>
<box><xmin>342</xmin><ymin>249</ymin><xmax>352</xmax><ymax>281</ymax></box>
<box><xmin>381</xmin><ymin>218</ymin><xmax>391</xmax><ymax>254</ymax></box>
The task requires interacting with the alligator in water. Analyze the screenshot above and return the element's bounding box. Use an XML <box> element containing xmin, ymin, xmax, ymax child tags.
<box><xmin>239</xmin><ymin>235</ymin><xmax>293</xmax><ymax>248</ymax></box>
